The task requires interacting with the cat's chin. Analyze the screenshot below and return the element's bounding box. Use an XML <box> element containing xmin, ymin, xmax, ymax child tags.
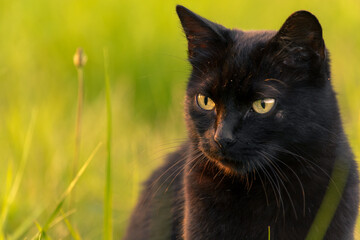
<box><xmin>215</xmin><ymin>158</ymin><xmax>251</xmax><ymax>175</ymax></box>
<box><xmin>201</xmin><ymin>149</ymin><xmax>251</xmax><ymax>175</ymax></box>
<box><xmin>198</xmin><ymin>142</ymin><xmax>256</xmax><ymax>175</ymax></box>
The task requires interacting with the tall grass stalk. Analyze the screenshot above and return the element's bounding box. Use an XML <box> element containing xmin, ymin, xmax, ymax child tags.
<box><xmin>73</xmin><ymin>48</ymin><xmax>87</xmax><ymax>179</ymax></box>
<box><xmin>305</xmin><ymin>158</ymin><xmax>350</xmax><ymax>240</ymax></box>
<box><xmin>0</xmin><ymin>110</ymin><xmax>36</xmax><ymax>237</ymax></box>
<box><xmin>103</xmin><ymin>48</ymin><xmax>113</xmax><ymax>240</ymax></box>
<box><xmin>33</xmin><ymin>142</ymin><xmax>102</xmax><ymax>239</ymax></box>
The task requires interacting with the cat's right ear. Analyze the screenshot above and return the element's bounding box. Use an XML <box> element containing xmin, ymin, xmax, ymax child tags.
<box><xmin>176</xmin><ymin>5</ymin><xmax>228</xmax><ymax>66</ymax></box>
<box><xmin>272</xmin><ymin>11</ymin><xmax>326</xmax><ymax>67</ymax></box>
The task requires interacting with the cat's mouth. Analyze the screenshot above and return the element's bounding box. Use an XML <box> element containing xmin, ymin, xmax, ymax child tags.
<box><xmin>197</xmin><ymin>138</ymin><xmax>264</xmax><ymax>175</ymax></box>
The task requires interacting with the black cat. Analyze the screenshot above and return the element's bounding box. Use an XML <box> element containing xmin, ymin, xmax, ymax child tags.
<box><xmin>123</xmin><ymin>5</ymin><xmax>359</xmax><ymax>240</ymax></box>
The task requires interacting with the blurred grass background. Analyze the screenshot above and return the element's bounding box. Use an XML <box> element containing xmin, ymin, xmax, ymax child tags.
<box><xmin>0</xmin><ymin>0</ymin><xmax>359</xmax><ymax>238</ymax></box>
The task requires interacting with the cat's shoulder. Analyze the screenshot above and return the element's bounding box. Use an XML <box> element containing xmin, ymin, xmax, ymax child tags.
<box><xmin>123</xmin><ymin>145</ymin><xmax>187</xmax><ymax>240</ymax></box>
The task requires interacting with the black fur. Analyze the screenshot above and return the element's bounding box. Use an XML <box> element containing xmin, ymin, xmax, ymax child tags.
<box><xmin>123</xmin><ymin>5</ymin><xmax>359</xmax><ymax>239</ymax></box>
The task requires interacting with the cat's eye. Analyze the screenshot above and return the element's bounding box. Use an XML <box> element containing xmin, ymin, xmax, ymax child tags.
<box><xmin>252</xmin><ymin>98</ymin><xmax>275</xmax><ymax>114</ymax></box>
<box><xmin>196</xmin><ymin>94</ymin><xmax>215</xmax><ymax>111</ymax></box>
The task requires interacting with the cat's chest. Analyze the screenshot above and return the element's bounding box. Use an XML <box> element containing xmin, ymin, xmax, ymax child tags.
<box><xmin>185</xmin><ymin>176</ymin><xmax>318</xmax><ymax>240</ymax></box>
<box><xmin>186</xmin><ymin>191</ymin><xmax>313</xmax><ymax>240</ymax></box>
<box><xmin>194</xmin><ymin>187</ymin><xmax>278</xmax><ymax>222</ymax></box>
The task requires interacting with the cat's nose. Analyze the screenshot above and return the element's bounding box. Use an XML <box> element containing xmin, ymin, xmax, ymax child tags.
<box><xmin>214</xmin><ymin>136</ymin><xmax>236</xmax><ymax>150</ymax></box>
<box><xmin>214</xmin><ymin>127</ymin><xmax>236</xmax><ymax>150</ymax></box>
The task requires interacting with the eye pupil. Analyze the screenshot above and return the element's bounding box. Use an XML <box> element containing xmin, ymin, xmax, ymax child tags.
<box><xmin>261</xmin><ymin>100</ymin><xmax>266</xmax><ymax>108</ymax></box>
<box><xmin>252</xmin><ymin>98</ymin><xmax>275</xmax><ymax>114</ymax></box>
<box><xmin>196</xmin><ymin>94</ymin><xmax>215</xmax><ymax>111</ymax></box>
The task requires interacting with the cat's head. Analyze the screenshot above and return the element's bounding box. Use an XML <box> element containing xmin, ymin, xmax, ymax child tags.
<box><xmin>176</xmin><ymin>6</ymin><xmax>338</xmax><ymax>175</ymax></box>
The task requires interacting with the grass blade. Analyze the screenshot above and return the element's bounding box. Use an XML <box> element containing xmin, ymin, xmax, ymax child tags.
<box><xmin>63</xmin><ymin>215</ymin><xmax>82</xmax><ymax>240</ymax></box>
<box><xmin>41</xmin><ymin>142</ymin><xmax>102</xmax><ymax>232</ymax></box>
<box><xmin>0</xmin><ymin>110</ymin><xmax>36</xmax><ymax>232</ymax></box>
<box><xmin>8</xmin><ymin>207</ymin><xmax>43</xmax><ymax>240</ymax></box>
<box><xmin>49</xmin><ymin>209</ymin><xmax>76</xmax><ymax>229</ymax></box>
<box><xmin>305</xmin><ymin>158</ymin><xmax>350</xmax><ymax>240</ymax></box>
<box><xmin>103</xmin><ymin>48</ymin><xmax>113</xmax><ymax>240</ymax></box>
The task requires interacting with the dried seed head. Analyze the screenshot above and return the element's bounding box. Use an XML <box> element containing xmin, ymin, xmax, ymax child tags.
<box><xmin>73</xmin><ymin>48</ymin><xmax>87</xmax><ymax>68</ymax></box>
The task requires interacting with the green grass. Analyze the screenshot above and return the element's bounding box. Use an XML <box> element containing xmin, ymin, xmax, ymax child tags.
<box><xmin>33</xmin><ymin>142</ymin><xmax>101</xmax><ymax>239</ymax></box>
<box><xmin>0</xmin><ymin>0</ymin><xmax>359</xmax><ymax>238</ymax></box>
<box><xmin>103</xmin><ymin>48</ymin><xmax>113</xmax><ymax>240</ymax></box>
<box><xmin>0</xmin><ymin>111</ymin><xmax>36</xmax><ymax>239</ymax></box>
<box><xmin>306</xmin><ymin>157</ymin><xmax>351</xmax><ymax>239</ymax></box>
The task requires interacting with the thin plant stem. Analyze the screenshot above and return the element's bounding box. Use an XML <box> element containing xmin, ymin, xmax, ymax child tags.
<box><xmin>103</xmin><ymin>48</ymin><xmax>113</xmax><ymax>240</ymax></box>
<box><xmin>74</xmin><ymin>66</ymin><xmax>84</xmax><ymax>178</ymax></box>
<box><xmin>73</xmin><ymin>47</ymin><xmax>87</xmax><ymax>180</ymax></box>
<box><xmin>71</xmin><ymin>48</ymin><xmax>87</xmax><ymax>211</ymax></box>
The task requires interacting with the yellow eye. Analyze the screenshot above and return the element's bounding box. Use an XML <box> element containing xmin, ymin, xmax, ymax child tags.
<box><xmin>252</xmin><ymin>98</ymin><xmax>275</xmax><ymax>114</ymax></box>
<box><xmin>196</xmin><ymin>94</ymin><xmax>215</xmax><ymax>111</ymax></box>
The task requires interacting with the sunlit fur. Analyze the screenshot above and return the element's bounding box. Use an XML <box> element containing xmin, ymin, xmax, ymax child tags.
<box><xmin>124</xmin><ymin>6</ymin><xmax>359</xmax><ymax>240</ymax></box>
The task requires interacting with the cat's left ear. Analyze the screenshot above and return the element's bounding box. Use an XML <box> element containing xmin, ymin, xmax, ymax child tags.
<box><xmin>176</xmin><ymin>5</ymin><xmax>229</xmax><ymax>67</ymax></box>
<box><xmin>273</xmin><ymin>11</ymin><xmax>325</xmax><ymax>66</ymax></box>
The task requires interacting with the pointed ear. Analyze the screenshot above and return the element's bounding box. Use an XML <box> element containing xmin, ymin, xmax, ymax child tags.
<box><xmin>273</xmin><ymin>11</ymin><xmax>325</xmax><ymax>66</ymax></box>
<box><xmin>176</xmin><ymin>5</ymin><xmax>228</xmax><ymax>66</ymax></box>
